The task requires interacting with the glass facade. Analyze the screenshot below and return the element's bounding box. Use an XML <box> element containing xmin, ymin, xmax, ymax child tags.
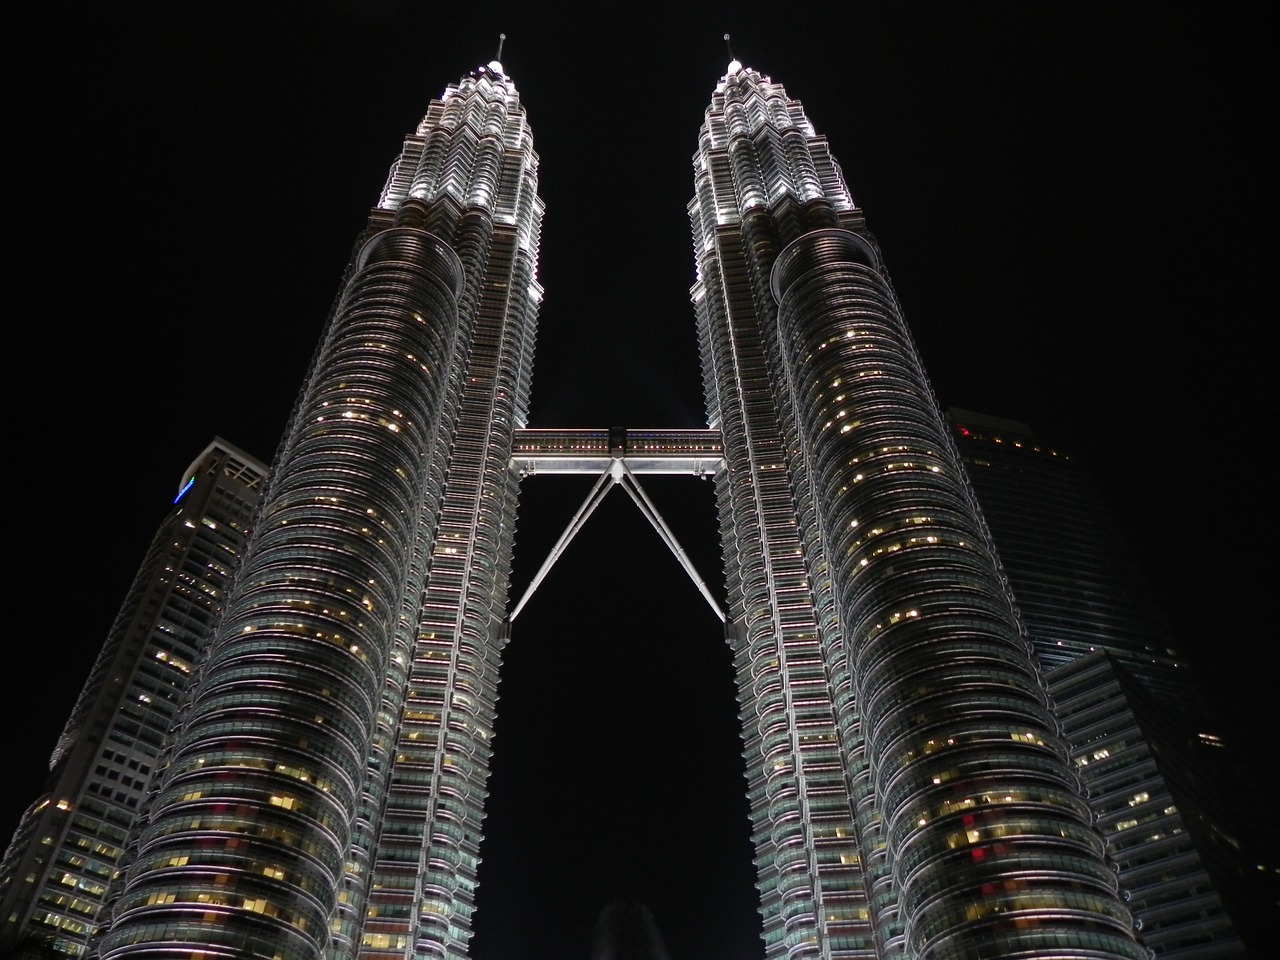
<box><xmin>949</xmin><ymin>410</ymin><xmax>1260</xmax><ymax>956</ymax></box>
<box><xmin>1048</xmin><ymin>654</ymin><xmax>1246</xmax><ymax>958</ymax></box>
<box><xmin>945</xmin><ymin>410</ymin><xmax>1192</xmax><ymax>699</ymax></box>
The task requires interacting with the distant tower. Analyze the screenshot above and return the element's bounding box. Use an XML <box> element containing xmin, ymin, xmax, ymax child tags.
<box><xmin>945</xmin><ymin>409</ymin><xmax>1191</xmax><ymax>696</ymax></box>
<box><xmin>1048</xmin><ymin>654</ymin><xmax>1249</xmax><ymax>957</ymax></box>
<box><xmin>0</xmin><ymin>439</ymin><xmax>267</xmax><ymax>956</ymax></box>
<box><xmin>589</xmin><ymin>899</ymin><xmax>673</xmax><ymax>960</ymax></box>
<box><xmin>947</xmin><ymin>409</ymin><xmax>1259</xmax><ymax>956</ymax></box>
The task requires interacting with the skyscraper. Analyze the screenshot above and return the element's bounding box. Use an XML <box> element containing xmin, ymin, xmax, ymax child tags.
<box><xmin>1047</xmin><ymin>653</ymin><xmax>1248</xmax><ymax>957</ymax></box>
<box><xmin>0</xmin><ymin>440</ymin><xmax>267</xmax><ymax>956</ymax></box>
<box><xmin>947</xmin><ymin>409</ymin><xmax>1264</xmax><ymax>956</ymax></box>
<box><xmin>944</xmin><ymin>409</ymin><xmax>1191</xmax><ymax>699</ymax></box>
<box><xmin>26</xmin><ymin>55</ymin><xmax>1160</xmax><ymax>960</ymax></box>
<box><xmin>685</xmin><ymin>61</ymin><xmax>1143</xmax><ymax>959</ymax></box>
<box><xmin>86</xmin><ymin>56</ymin><xmax>542</xmax><ymax>960</ymax></box>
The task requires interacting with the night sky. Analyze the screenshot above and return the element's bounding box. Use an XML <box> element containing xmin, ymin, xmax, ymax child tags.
<box><xmin>7</xmin><ymin>5</ymin><xmax>1271</xmax><ymax>958</ymax></box>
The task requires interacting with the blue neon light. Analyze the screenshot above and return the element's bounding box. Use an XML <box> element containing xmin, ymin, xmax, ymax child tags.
<box><xmin>174</xmin><ymin>476</ymin><xmax>196</xmax><ymax>504</ymax></box>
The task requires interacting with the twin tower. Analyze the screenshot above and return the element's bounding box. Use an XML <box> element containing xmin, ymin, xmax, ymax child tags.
<box><xmin>87</xmin><ymin>58</ymin><xmax>1147</xmax><ymax>960</ymax></box>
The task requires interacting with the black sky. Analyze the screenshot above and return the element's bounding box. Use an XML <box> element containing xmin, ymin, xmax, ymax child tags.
<box><xmin>7</xmin><ymin>4</ymin><xmax>1272</xmax><ymax>958</ymax></box>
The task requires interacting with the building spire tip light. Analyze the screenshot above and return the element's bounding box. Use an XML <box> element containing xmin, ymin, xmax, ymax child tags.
<box><xmin>724</xmin><ymin>33</ymin><xmax>742</xmax><ymax>75</ymax></box>
<box><xmin>488</xmin><ymin>32</ymin><xmax>506</xmax><ymax>75</ymax></box>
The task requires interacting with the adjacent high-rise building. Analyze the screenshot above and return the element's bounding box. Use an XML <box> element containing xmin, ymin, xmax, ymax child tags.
<box><xmin>0</xmin><ymin>439</ymin><xmax>267</xmax><ymax>956</ymax></box>
<box><xmin>947</xmin><ymin>409</ymin><xmax>1264</xmax><ymax>957</ymax></box>
<box><xmin>8</xmin><ymin>54</ymin><xmax>1220</xmax><ymax>960</ymax></box>
<box><xmin>1047</xmin><ymin>653</ymin><xmax>1249</xmax><ymax>958</ymax></box>
<box><xmin>944</xmin><ymin>409</ymin><xmax>1191</xmax><ymax>699</ymax></box>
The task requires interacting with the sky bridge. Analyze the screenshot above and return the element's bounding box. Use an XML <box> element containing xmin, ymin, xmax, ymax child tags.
<box><xmin>508</xmin><ymin>428</ymin><xmax>727</xmax><ymax>623</ymax></box>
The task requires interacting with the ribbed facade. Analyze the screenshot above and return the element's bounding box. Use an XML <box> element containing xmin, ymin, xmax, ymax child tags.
<box><xmin>87</xmin><ymin>61</ymin><xmax>541</xmax><ymax>960</ymax></box>
<box><xmin>0</xmin><ymin>439</ymin><xmax>267</xmax><ymax>957</ymax></box>
<box><xmin>344</xmin><ymin>61</ymin><xmax>541</xmax><ymax>959</ymax></box>
<box><xmin>690</xmin><ymin>62</ymin><xmax>1145</xmax><ymax>959</ymax></box>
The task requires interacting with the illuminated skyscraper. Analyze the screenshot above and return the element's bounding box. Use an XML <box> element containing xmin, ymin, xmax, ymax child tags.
<box><xmin>0</xmin><ymin>440</ymin><xmax>267</xmax><ymax>956</ymax></box>
<box><xmin>686</xmin><ymin>61</ymin><xmax>1143</xmax><ymax>959</ymax></box>
<box><xmin>1047</xmin><ymin>654</ymin><xmax>1249</xmax><ymax>957</ymax></box>
<box><xmin>27</xmin><ymin>55</ymin><xmax>1161</xmax><ymax>960</ymax></box>
<box><xmin>88</xmin><ymin>57</ymin><xmax>543</xmax><ymax>960</ymax></box>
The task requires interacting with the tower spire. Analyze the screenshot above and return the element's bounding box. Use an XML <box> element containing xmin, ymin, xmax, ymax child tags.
<box><xmin>724</xmin><ymin>33</ymin><xmax>741</xmax><ymax>75</ymax></box>
<box><xmin>486</xmin><ymin>33</ymin><xmax>508</xmax><ymax>77</ymax></box>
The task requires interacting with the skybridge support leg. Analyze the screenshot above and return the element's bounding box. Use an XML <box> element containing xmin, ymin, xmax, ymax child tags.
<box><xmin>508</xmin><ymin>467</ymin><xmax>613</xmax><ymax>623</ymax></box>
<box><xmin>508</xmin><ymin>457</ymin><xmax>726</xmax><ymax>625</ymax></box>
<box><xmin>613</xmin><ymin>460</ymin><xmax>725</xmax><ymax>623</ymax></box>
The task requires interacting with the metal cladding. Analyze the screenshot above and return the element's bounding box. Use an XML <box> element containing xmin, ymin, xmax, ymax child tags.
<box><xmin>91</xmin><ymin>62</ymin><xmax>541</xmax><ymax>960</ymax></box>
<box><xmin>690</xmin><ymin>64</ymin><xmax>1146</xmax><ymax>958</ymax></box>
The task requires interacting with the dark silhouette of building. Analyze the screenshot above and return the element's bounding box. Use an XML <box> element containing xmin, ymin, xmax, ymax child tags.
<box><xmin>589</xmin><ymin>900</ymin><xmax>673</xmax><ymax>960</ymax></box>
<box><xmin>950</xmin><ymin>408</ymin><xmax>1272</xmax><ymax>956</ymax></box>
